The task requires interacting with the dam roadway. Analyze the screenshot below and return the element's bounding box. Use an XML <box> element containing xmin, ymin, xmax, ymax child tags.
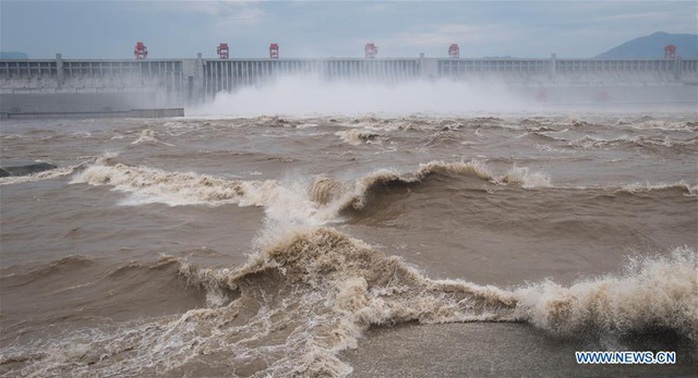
<box><xmin>1</xmin><ymin>54</ymin><xmax>697</xmax><ymax>113</ymax></box>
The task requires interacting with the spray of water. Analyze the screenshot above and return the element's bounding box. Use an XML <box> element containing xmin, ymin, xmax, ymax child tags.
<box><xmin>191</xmin><ymin>75</ymin><xmax>528</xmax><ymax>117</ymax></box>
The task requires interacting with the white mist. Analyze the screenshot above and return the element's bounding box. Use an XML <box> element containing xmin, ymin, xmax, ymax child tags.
<box><xmin>191</xmin><ymin>75</ymin><xmax>528</xmax><ymax>117</ymax></box>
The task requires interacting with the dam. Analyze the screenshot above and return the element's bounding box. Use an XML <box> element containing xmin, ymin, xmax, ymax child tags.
<box><xmin>1</xmin><ymin>53</ymin><xmax>697</xmax><ymax>113</ymax></box>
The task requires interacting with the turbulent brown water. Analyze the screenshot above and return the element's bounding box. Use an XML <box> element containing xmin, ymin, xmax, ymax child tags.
<box><xmin>1</xmin><ymin>111</ymin><xmax>697</xmax><ymax>376</ymax></box>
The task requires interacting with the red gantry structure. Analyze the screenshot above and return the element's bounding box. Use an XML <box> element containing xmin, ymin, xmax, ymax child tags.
<box><xmin>448</xmin><ymin>43</ymin><xmax>460</xmax><ymax>59</ymax></box>
<box><xmin>134</xmin><ymin>42</ymin><xmax>148</xmax><ymax>60</ymax></box>
<box><xmin>217</xmin><ymin>43</ymin><xmax>229</xmax><ymax>59</ymax></box>
<box><xmin>269</xmin><ymin>43</ymin><xmax>279</xmax><ymax>59</ymax></box>
<box><xmin>664</xmin><ymin>44</ymin><xmax>677</xmax><ymax>59</ymax></box>
<box><xmin>365</xmin><ymin>43</ymin><xmax>377</xmax><ymax>59</ymax></box>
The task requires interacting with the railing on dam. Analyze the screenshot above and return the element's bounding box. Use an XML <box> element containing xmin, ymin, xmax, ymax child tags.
<box><xmin>1</xmin><ymin>54</ymin><xmax>697</xmax><ymax>108</ymax></box>
<box><xmin>437</xmin><ymin>57</ymin><xmax>696</xmax><ymax>85</ymax></box>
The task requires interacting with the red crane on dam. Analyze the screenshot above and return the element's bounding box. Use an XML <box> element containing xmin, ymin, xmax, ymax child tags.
<box><xmin>217</xmin><ymin>43</ymin><xmax>229</xmax><ymax>59</ymax></box>
<box><xmin>664</xmin><ymin>44</ymin><xmax>677</xmax><ymax>59</ymax></box>
<box><xmin>269</xmin><ymin>43</ymin><xmax>279</xmax><ymax>59</ymax></box>
<box><xmin>448</xmin><ymin>44</ymin><xmax>460</xmax><ymax>59</ymax></box>
<box><xmin>365</xmin><ymin>43</ymin><xmax>377</xmax><ymax>58</ymax></box>
<box><xmin>134</xmin><ymin>42</ymin><xmax>148</xmax><ymax>60</ymax></box>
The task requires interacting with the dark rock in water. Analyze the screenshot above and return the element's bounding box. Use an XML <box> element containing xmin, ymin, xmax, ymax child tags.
<box><xmin>0</xmin><ymin>161</ymin><xmax>57</xmax><ymax>177</ymax></box>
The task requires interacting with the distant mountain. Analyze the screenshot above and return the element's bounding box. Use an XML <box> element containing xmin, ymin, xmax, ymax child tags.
<box><xmin>0</xmin><ymin>51</ymin><xmax>28</xmax><ymax>59</ymax></box>
<box><xmin>595</xmin><ymin>32</ymin><xmax>697</xmax><ymax>59</ymax></box>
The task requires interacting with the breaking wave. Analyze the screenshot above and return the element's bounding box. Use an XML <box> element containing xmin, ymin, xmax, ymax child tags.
<box><xmin>131</xmin><ymin>129</ymin><xmax>174</xmax><ymax>146</ymax></box>
<box><xmin>335</xmin><ymin>129</ymin><xmax>382</xmax><ymax>145</ymax></box>
<box><xmin>71</xmin><ymin>162</ymin><xmax>278</xmax><ymax>207</ymax></box>
<box><xmin>310</xmin><ymin>160</ymin><xmax>496</xmax><ymax>214</ymax></box>
<box><xmin>310</xmin><ymin>160</ymin><xmax>555</xmax><ymax>216</ymax></box>
<box><xmin>68</xmin><ymin>158</ymin><xmax>691</xmax><ymax>230</ymax></box>
<box><xmin>515</xmin><ymin>246</ymin><xmax>698</xmax><ymax>340</ymax></box>
<box><xmin>68</xmin><ymin>159</ymin><xmax>552</xmax><ymax>218</ymax></box>
<box><xmin>501</xmin><ymin>166</ymin><xmax>552</xmax><ymax>188</ymax></box>
<box><xmin>0</xmin><ymin>162</ymin><xmax>89</xmax><ymax>186</ymax></box>
<box><xmin>2</xmin><ymin>227</ymin><xmax>695</xmax><ymax>377</ymax></box>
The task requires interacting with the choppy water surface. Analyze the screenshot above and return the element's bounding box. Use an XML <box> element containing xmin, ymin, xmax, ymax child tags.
<box><xmin>1</xmin><ymin>112</ymin><xmax>697</xmax><ymax>376</ymax></box>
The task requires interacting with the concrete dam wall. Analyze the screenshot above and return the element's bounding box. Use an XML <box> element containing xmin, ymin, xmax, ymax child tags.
<box><xmin>1</xmin><ymin>54</ymin><xmax>697</xmax><ymax>113</ymax></box>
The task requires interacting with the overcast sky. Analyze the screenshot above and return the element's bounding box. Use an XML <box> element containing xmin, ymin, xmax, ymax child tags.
<box><xmin>1</xmin><ymin>1</ymin><xmax>696</xmax><ymax>59</ymax></box>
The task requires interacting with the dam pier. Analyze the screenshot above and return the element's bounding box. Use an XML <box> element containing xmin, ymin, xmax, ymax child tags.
<box><xmin>1</xmin><ymin>53</ymin><xmax>697</xmax><ymax>114</ymax></box>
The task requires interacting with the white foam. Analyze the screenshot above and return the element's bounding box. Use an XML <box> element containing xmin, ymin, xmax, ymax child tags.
<box><xmin>71</xmin><ymin>163</ymin><xmax>278</xmax><ymax>207</ymax></box>
<box><xmin>335</xmin><ymin>129</ymin><xmax>381</xmax><ymax>145</ymax></box>
<box><xmin>515</xmin><ymin>246</ymin><xmax>698</xmax><ymax>339</ymax></box>
<box><xmin>0</xmin><ymin>163</ymin><xmax>87</xmax><ymax>186</ymax></box>
<box><xmin>501</xmin><ymin>165</ymin><xmax>552</xmax><ymax>188</ymax></box>
<box><xmin>131</xmin><ymin>129</ymin><xmax>174</xmax><ymax>146</ymax></box>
